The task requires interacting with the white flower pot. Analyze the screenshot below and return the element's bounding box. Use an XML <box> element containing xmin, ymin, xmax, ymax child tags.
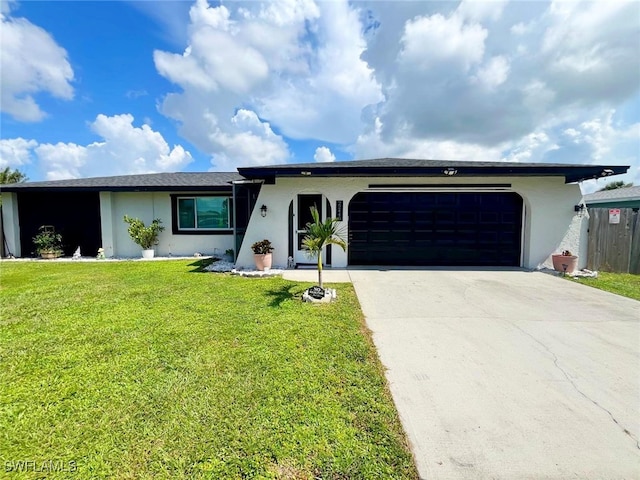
<box><xmin>142</xmin><ymin>249</ymin><xmax>155</xmax><ymax>259</ymax></box>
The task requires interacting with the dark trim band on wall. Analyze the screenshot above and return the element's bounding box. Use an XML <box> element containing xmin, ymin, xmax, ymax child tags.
<box><xmin>368</xmin><ymin>183</ymin><xmax>512</xmax><ymax>189</ymax></box>
<box><xmin>170</xmin><ymin>194</ymin><xmax>233</xmax><ymax>235</ymax></box>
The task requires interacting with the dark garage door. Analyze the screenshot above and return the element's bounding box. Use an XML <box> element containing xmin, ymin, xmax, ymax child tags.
<box><xmin>348</xmin><ymin>192</ymin><xmax>523</xmax><ymax>266</ymax></box>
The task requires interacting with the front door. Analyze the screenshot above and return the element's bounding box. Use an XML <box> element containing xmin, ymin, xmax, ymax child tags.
<box><xmin>294</xmin><ymin>194</ymin><xmax>323</xmax><ymax>265</ymax></box>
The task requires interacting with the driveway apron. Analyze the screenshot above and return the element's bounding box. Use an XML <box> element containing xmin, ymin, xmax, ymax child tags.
<box><xmin>348</xmin><ymin>268</ymin><xmax>640</xmax><ymax>480</ymax></box>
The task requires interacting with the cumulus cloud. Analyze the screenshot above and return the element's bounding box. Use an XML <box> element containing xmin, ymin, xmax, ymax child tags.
<box><xmin>5</xmin><ymin>0</ymin><xmax>637</xmax><ymax>188</ymax></box>
<box><xmin>339</xmin><ymin>1</ymin><xmax>632</xmax><ymax>193</ymax></box>
<box><xmin>541</xmin><ymin>0</ymin><xmax>640</xmax><ymax>105</ymax></box>
<box><xmin>457</xmin><ymin>0</ymin><xmax>508</xmax><ymax>22</ymax></box>
<box><xmin>208</xmin><ymin>109</ymin><xmax>290</xmax><ymax>170</ymax></box>
<box><xmin>353</xmin><ymin>116</ymin><xmax>505</xmax><ymax>162</ymax></box>
<box><xmin>314</xmin><ymin>146</ymin><xmax>335</xmax><ymax>163</ymax></box>
<box><xmin>2</xmin><ymin>114</ymin><xmax>193</xmax><ymax>180</ymax></box>
<box><xmin>0</xmin><ymin>10</ymin><xmax>74</xmax><ymax>121</ymax></box>
<box><xmin>0</xmin><ymin>137</ymin><xmax>37</xmax><ymax>168</ymax></box>
<box><xmin>473</xmin><ymin>56</ymin><xmax>510</xmax><ymax>89</ymax></box>
<box><xmin>400</xmin><ymin>13</ymin><xmax>487</xmax><ymax>72</ymax></box>
<box><xmin>154</xmin><ymin>0</ymin><xmax>382</xmax><ymax>169</ymax></box>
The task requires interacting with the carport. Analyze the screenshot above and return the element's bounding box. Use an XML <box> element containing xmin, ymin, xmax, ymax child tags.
<box><xmin>17</xmin><ymin>191</ymin><xmax>101</xmax><ymax>257</ymax></box>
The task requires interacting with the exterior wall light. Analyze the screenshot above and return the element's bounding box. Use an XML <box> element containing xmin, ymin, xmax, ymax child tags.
<box><xmin>260</xmin><ymin>205</ymin><xmax>268</xmax><ymax>217</ymax></box>
<box><xmin>443</xmin><ymin>168</ymin><xmax>458</xmax><ymax>176</ymax></box>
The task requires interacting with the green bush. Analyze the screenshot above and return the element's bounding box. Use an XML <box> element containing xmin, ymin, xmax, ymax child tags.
<box><xmin>32</xmin><ymin>226</ymin><xmax>63</xmax><ymax>257</ymax></box>
<box><xmin>123</xmin><ymin>215</ymin><xmax>164</xmax><ymax>250</ymax></box>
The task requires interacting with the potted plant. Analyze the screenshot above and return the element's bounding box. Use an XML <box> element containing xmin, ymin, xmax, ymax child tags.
<box><xmin>33</xmin><ymin>225</ymin><xmax>63</xmax><ymax>259</ymax></box>
<box><xmin>123</xmin><ymin>215</ymin><xmax>165</xmax><ymax>259</ymax></box>
<box><xmin>251</xmin><ymin>239</ymin><xmax>274</xmax><ymax>271</ymax></box>
<box><xmin>552</xmin><ymin>250</ymin><xmax>578</xmax><ymax>274</ymax></box>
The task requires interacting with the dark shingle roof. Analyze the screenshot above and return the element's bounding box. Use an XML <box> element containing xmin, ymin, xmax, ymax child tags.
<box><xmin>583</xmin><ymin>185</ymin><xmax>640</xmax><ymax>203</ymax></box>
<box><xmin>238</xmin><ymin>158</ymin><xmax>629</xmax><ymax>184</ymax></box>
<box><xmin>0</xmin><ymin>172</ymin><xmax>242</xmax><ymax>192</ymax></box>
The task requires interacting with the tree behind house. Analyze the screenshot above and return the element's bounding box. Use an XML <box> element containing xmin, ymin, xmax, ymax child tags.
<box><xmin>0</xmin><ymin>167</ymin><xmax>27</xmax><ymax>185</ymax></box>
<box><xmin>0</xmin><ymin>168</ymin><xmax>28</xmax><ymax>206</ymax></box>
<box><xmin>599</xmin><ymin>180</ymin><xmax>633</xmax><ymax>191</ymax></box>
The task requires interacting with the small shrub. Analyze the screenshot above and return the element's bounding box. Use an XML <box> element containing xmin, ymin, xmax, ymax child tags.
<box><xmin>251</xmin><ymin>239</ymin><xmax>274</xmax><ymax>254</ymax></box>
<box><xmin>32</xmin><ymin>226</ymin><xmax>63</xmax><ymax>257</ymax></box>
<box><xmin>123</xmin><ymin>215</ymin><xmax>164</xmax><ymax>250</ymax></box>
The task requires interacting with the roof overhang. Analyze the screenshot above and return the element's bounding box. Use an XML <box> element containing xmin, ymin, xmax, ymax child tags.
<box><xmin>238</xmin><ymin>162</ymin><xmax>629</xmax><ymax>184</ymax></box>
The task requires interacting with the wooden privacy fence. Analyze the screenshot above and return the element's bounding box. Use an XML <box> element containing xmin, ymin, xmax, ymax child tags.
<box><xmin>587</xmin><ymin>208</ymin><xmax>640</xmax><ymax>274</ymax></box>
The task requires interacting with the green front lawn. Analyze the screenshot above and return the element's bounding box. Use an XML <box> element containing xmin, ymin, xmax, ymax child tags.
<box><xmin>0</xmin><ymin>261</ymin><xmax>417</xmax><ymax>479</ymax></box>
<box><xmin>571</xmin><ymin>271</ymin><xmax>640</xmax><ymax>301</ymax></box>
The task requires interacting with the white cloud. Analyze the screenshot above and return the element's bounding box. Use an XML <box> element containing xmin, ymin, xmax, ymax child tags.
<box><xmin>564</xmin><ymin>110</ymin><xmax>640</xmax><ymax>164</ymax></box>
<box><xmin>0</xmin><ymin>11</ymin><xmax>74</xmax><ymax>121</ymax></box>
<box><xmin>457</xmin><ymin>0</ymin><xmax>508</xmax><ymax>23</ymax></box>
<box><xmin>502</xmin><ymin>131</ymin><xmax>557</xmax><ymax>163</ymax></box>
<box><xmin>5</xmin><ymin>0</ymin><xmax>638</xmax><ymax>189</ymax></box>
<box><xmin>510</xmin><ymin>21</ymin><xmax>533</xmax><ymax>36</ymax></box>
<box><xmin>400</xmin><ymin>13</ymin><xmax>487</xmax><ymax>72</ymax></box>
<box><xmin>3</xmin><ymin>114</ymin><xmax>193</xmax><ymax>180</ymax></box>
<box><xmin>35</xmin><ymin>142</ymin><xmax>88</xmax><ymax>181</ymax></box>
<box><xmin>208</xmin><ymin>109</ymin><xmax>290</xmax><ymax>170</ymax></box>
<box><xmin>314</xmin><ymin>146</ymin><xmax>335</xmax><ymax>163</ymax></box>
<box><xmin>474</xmin><ymin>55</ymin><xmax>510</xmax><ymax>89</ymax></box>
<box><xmin>353</xmin><ymin>116</ymin><xmax>504</xmax><ymax>161</ymax></box>
<box><xmin>154</xmin><ymin>0</ymin><xmax>382</xmax><ymax>170</ymax></box>
<box><xmin>0</xmin><ymin>137</ymin><xmax>37</xmax><ymax>168</ymax></box>
<box><xmin>541</xmin><ymin>0</ymin><xmax>640</xmax><ymax>104</ymax></box>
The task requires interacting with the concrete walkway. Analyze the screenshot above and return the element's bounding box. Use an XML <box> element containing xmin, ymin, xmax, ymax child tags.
<box><xmin>346</xmin><ymin>269</ymin><xmax>640</xmax><ymax>480</ymax></box>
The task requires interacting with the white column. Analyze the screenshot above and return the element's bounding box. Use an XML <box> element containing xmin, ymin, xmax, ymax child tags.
<box><xmin>99</xmin><ymin>192</ymin><xmax>115</xmax><ymax>257</ymax></box>
<box><xmin>1</xmin><ymin>193</ymin><xmax>21</xmax><ymax>257</ymax></box>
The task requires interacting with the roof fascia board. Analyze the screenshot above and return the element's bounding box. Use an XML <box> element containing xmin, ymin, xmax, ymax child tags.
<box><xmin>239</xmin><ymin>165</ymin><xmax>629</xmax><ymax>184</ymax></box>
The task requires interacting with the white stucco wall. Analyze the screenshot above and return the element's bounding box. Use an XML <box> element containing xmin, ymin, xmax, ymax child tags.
<box><xmin>107</xmin><ymin>192</ymin><xmax>234</xmax><ymax>258</ymax></box>
<box><xmin>1</xmin><ymin>192</ymin><xmax>21</xmax><ymax>257</ymax></box>
<box><xmin>235</xmin><ymin>176</ymin><xmax>586</xmax><ymax>270</ymax></box>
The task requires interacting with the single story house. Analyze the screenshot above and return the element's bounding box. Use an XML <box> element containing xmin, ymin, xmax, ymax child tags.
<box><xmin>1</xmin><ymin>159</ymin><xmax>628</xmax><ymax>270</ymax></box>
<box><xmin>582</xmin><ymin>185</ymin><xmax>640</xmax><ymax>209</ymax></box>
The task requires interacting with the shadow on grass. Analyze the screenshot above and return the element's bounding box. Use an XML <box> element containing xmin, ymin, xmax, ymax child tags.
<box><xmin>187</xmin><ymin>257</ymin><xmax>220</xmax><ymax>273</ymax></box>
<box><xmin>265</xmin><ymin>284</ymin><xmax>307</xmax><ymax>307</ymax></box>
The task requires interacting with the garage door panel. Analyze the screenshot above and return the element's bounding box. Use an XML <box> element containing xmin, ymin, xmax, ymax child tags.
<box><xmin>348</xmin><ymin>192</ymin><xmax>522</xmax><ymax>266</ymax></box>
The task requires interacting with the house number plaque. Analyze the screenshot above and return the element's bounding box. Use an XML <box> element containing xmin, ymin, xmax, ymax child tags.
<box><xmin>336</xmin><ymin>200</ymin><xmax>343</xmax><ymax>221</ymax></box>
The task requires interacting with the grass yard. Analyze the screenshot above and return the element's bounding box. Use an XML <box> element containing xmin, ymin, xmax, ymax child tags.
<box><xmin>571</xmin><ymin>272</ymin><xmax>640</xmax><ymax>301</ymax></box>
<box><xmin>0</xmin><ymin>260</ymin><xmax>417</xmax><ymax>479</ymax></box>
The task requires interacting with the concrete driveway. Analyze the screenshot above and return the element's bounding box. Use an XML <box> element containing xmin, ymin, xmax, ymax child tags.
<box><xmin>348</xmin><ymin>269</ymin><xmax>640</xmax><ymax>480</ymax></box>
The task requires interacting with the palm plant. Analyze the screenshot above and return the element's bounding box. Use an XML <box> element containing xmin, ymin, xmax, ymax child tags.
<box><xmin>302</xmin><ymin>206</ymin><xmax>347</xmax><ymax>289</ymax></box>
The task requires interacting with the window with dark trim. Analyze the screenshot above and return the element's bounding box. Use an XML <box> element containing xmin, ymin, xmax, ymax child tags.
<box><xmin>171</xmin><ymin>195</ymin><xmax>233</xmax><ymax>234</ymax></box>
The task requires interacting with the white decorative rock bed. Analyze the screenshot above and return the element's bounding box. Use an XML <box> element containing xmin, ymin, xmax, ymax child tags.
<box><xmin>231</xmin><ymin>268</ymin><xmax>285</xmax><ymax>277</ymax></box>
<box><xmin>203</xmin><ymin>259</ymin><xmax>285</xmax><ymax>277</ymax></box>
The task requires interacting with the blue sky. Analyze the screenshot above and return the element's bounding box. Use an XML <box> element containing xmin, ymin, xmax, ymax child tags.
<box><xmin>1</xmin><ymin>0</ymin><xmax>639</xmax><ymax>192</ymax></box>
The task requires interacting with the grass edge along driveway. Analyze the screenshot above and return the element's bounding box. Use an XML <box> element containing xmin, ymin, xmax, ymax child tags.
<box><xmin>570</xmin><ymin>271</ymin><xmax>640</xmax><ymax>301</ymax></box>
<box><xmin>0</xmin><ymin>260</ymin><xmax>418</xmax><ymax>479</ymax></box>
